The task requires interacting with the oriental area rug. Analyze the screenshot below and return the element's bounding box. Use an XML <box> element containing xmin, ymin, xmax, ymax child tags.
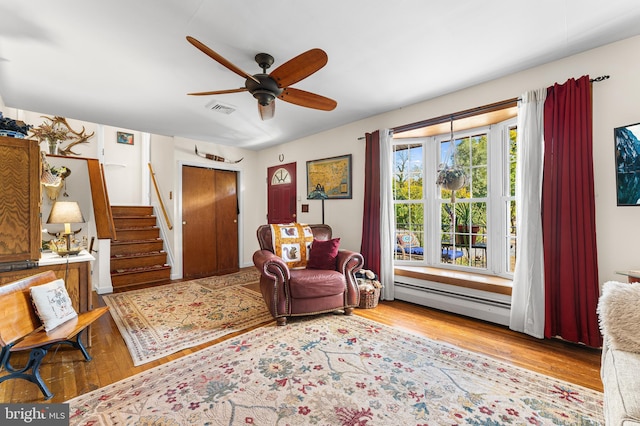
<box><xmin>67</xmin><ymin>315</ymin><xmax>604</xmax><ymax>425</ymax></box>
<box><xmin>102</xmin><ymin>269</ymin><xmax>270</xmax><ymax>366</ymax></box>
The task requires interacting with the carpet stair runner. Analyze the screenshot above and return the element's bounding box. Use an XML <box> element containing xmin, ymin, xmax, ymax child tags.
<box><xmin>110</xmin><ymin>206</ymin><xmax>171</xmax><ymax>288</ymax></box>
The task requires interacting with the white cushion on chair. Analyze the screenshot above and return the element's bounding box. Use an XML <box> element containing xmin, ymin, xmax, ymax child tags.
<box><xmin>30</xmin><ymin>279</ymin><xmax>78</xmax><ymax>332</ymax></box>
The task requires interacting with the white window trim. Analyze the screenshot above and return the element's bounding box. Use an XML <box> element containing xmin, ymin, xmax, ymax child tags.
<box><xmin>393</xmin><ymin>117</ymin><xmax>517</xmax><ymax>280</ymax></box>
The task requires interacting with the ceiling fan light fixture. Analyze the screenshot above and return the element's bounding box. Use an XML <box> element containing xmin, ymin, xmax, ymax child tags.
<box><xmin>186</xmin><ymin>37</ymin><xmax>337</xmax><ymax>118</ymax></box>
<box><xmin>253</xmin><ymin>90</ymin><xmax>276</xmax><ymax>106</ymax></box>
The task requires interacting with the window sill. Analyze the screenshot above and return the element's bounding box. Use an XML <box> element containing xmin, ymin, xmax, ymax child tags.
<box><xmin>394</xmin><ymin>265</ymin><xmax>512</xmax><ymax>296</ymax></box>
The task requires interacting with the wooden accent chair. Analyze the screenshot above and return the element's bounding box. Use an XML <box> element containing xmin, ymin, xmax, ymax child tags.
<box><xmin>253</xmin><ymin>224</ymin><xmax>364</xmax><ymax>326</ymax></box>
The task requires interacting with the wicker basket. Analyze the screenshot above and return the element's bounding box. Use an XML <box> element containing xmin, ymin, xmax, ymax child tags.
<box><xmin>358</xmin><ymin>285</ymin><xmax>380</xmax><ymax>309</ymax></box>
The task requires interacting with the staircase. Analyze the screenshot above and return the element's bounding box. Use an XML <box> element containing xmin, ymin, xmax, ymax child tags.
<box><xmin>110</xmin><ymin>206</ymin><xmax>171</xmax><ymax>289</ymax></box>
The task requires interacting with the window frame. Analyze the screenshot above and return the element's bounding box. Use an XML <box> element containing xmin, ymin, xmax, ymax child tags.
<box><xmin>393</xmin><ymin>117</ymin><xmax>517</xmax><ymax>279</ymax></box>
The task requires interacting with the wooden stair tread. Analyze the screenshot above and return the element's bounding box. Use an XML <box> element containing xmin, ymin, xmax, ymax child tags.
<box><xmin>112</xmin><ymin>251</ymin><xmax>164</xmax><ymax>258</ymax></box>
<box><xmin>115</xmin><ymin>226</ymin><xmax>158</xmax><ymax>230</ymax></box>
<box><xmin>113</xmin><ymin>228</ymin><xmax>161</xmax><ymax>242</ymax></box>
<box><xmin>111</xmin><ymin>238</ymin><xmax>163</xmax><ymax>244</ymax></box>
<box><xmin>113</xmin><ymin>215</ymin><xmax>157</xmax><ymax>219</ymax></box>
<box><xmin>113</xmin><ymin>220</ymin><xmax>157</xmax><ymax>226</ymax></box>
<box><xmin>110</xmin><ymin>205</ymin><xmax>169</xmax><ymax>288</ymax></box>
<box><xmin>112</xmin><ymin>264</ymin><xmax>170</xmax><ymax>274</ymax></box>
<box><xmin>111</xmin><ymin>206</ymin><xmax>153</xmax><ymax>213</ymax></box>
<box><xmin>111</xmin><ymin>267</ymin><xmax>172</xmax><ymax>288</ymax></box>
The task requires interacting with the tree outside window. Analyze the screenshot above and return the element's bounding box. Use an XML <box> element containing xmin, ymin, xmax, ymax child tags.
<box><xmin>392</xmin><ymin>118</ymin><xmax>517</xmax><ymax>278</ymax></box>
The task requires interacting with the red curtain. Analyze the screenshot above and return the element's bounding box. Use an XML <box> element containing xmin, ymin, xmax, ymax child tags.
<box><xmin>360</xmin><ymin>131</ymin><xmax>381</xmax><ymax>274</ymax></box>
<box><xmin>542</xmin><ymin>76</ymin><xmax>602</xmax><ymax>347</ymax></box>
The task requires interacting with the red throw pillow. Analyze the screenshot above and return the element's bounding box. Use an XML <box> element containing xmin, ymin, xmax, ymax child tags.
<box><xmin>307</xmin><ymin>238</ymin><xmax>340</xmax><ymax>270</ymax></box>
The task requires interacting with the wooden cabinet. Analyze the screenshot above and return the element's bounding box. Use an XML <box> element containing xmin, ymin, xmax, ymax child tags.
<box><xmin>0</xmin><ymin>136</ymin><xmax>41</xmax><ymax>265</ymax></box>
<box><xmin>0</xmin><ymin>136</ymin><xmax>96</xmax><ymax>343</ymax></box>
<box><xmin>0</xmin><ymin>252</ymin><xmax>93</xmax><ymax>313</ymax></box>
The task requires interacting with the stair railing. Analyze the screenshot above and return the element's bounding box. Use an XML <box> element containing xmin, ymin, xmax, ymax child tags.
<box><xmin>148</xmin><ymin>163</ymin><xmax>173</xmax><ymax>230</ymax></box>
<box><xmin>87</xmin><ymin>159</ymin><xmax>117</xmax><ymax>240</ymax></box>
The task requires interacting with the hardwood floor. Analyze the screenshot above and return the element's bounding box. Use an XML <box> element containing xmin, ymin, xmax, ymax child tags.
<box><xmin>0</xmin><ymin>277</ymin><xmax>603</xmax><ymax>404</ymax></box>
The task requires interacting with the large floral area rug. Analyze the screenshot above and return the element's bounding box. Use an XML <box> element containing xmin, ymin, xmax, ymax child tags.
<box><xmin>67</xmin><ymin>315</ymin><xmax>604</xmax><ymax>425</ymax></box>
<box><xmin>191</xmin><ymin>269</ymin><xmax>260</xmax><ymax>289</ymax></box>
<box><xmin>102</xmin><ymin>269</ymin><xmax>270</xmax><ymax>366</ymax></box>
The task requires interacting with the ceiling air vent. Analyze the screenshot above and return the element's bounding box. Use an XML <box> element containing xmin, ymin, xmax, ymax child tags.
<box><xmin>205</xmin><ymin>100</ymin><xmax>236</xmax><ymax>115</ymax></box>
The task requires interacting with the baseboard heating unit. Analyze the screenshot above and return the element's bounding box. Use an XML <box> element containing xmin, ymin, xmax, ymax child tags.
<box><xmin>394</xmin><ymin>278</ymin><xmax>511</xmax><ymax>326</ymax></box>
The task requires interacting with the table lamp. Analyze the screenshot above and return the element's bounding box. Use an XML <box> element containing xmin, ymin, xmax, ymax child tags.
<box><xmin>46</xmin><ymin>201</ymin><xmax>85</xmax><ymax>255</ymax></box>
<box><xmin>308</xmin><ymin>184</ymin><xmax>328</xmax><ymax>224</ymax></box>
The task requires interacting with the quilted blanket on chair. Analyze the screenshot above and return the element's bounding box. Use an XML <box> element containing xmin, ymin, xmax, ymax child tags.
<box><xmin>270</xmin><ymin>223</ymin><xmax>314</xmax><ymax>269</ymax></box>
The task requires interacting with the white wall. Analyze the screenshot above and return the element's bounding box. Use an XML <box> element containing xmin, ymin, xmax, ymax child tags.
<box><xmin>171</xmin><ymin>137</ymin><xmax>261</xmax><ymax>273</ymax></box>
<box><xmin>102</xmin><ymin>126</ymin><xmax>143</xmax><ymax>205</ymax></box>
<box><xmin>267</xmin><ymin>34</ymin><xmax>640</xmax><ymax>284</ymax></box>
<box><xmin>257</xmin><ymin>129</ymin><xmax>366</xmax><ymax>253</ymax></box>
<box><xmin>149</xmin><ymin>133</ymin><xmax>176</xmax><ymax>256</ymax></box>
<box><xmin>3</xmin><ymin>34</ymin><xmax>640</xmax><ymax>284</ymax></box>
<box><xmin>41</xmin><ymin>156</ymin><xmax>93</xmax><ymax>250</ymax></box>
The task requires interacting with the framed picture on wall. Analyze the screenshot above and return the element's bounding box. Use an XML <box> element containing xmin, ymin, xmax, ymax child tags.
<box><xmin>306</xmin><ymin>154</ymin><xmax>352</xmax><ymax>199</ymax></box>
<box><xmin>117</xmin><ymin>131</ymin><xmax>134</xmax><ymax>145</ymax></box>
<box><xmin>614</xmin><ymin>122</ymin><xmax>640</xmax><ymax>206</ymax></box>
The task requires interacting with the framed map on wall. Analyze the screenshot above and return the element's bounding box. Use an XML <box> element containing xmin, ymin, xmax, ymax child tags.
<box><xmin>306</xmin><ymin>154</ymin><xmax>352</xmax><ymax>199</ymax></box>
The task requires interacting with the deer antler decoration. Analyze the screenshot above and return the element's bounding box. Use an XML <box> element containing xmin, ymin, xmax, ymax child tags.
<box><xmin>30</xmin><ymin>116</ymin><xmax>95</xmax><ymax>156</ymax></box>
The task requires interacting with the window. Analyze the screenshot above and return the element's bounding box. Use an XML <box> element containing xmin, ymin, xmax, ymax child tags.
<box><xmin>506</xmin><ymin>125</ymin><xmax>517</xmax><ymax>273</ymax></box>
<box><xmin>393</xmin><ymin>116</ymin><xmax>517</xmax><ymax>278</ymax></box>
<box><xmin>271</xmin><ymin>168</ymin><xmax>292</xmax><ymax>185</ymax></box>
<box><xmin>393</xmin><ymin>143</ymin><xmax>424</xmax><ymax>258</ymax></box>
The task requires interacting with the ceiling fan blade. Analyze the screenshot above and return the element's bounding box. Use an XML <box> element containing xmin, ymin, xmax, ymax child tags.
<box><xmin>187</xmin><ymin>88</ymin><xmax>247</xmax><ymax>96</ymax></box>
<box><xmin>269</xmin><ymin>48</ymin><xmax>328</xmax><ymax>88</ymax></box>
<box><xmin>186</xmin><ymin>36</ymin><xmax>259</xmax><ymax>84</ymax></box>
<box><xmin>278</xmin><ymin>87</ymin><xmax>337</xmax><ymax>111</ymax></box>
<box><xmin>258</xmin><ymin>102</ymin><xmax>275</xmax><ymax>120</ymax></box>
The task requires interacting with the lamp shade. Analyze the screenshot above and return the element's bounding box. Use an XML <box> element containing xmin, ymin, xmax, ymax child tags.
<box><xmin>308</xmin><ymin>184</ymin><xmax>328</xmax><ymax>200</ymax></box>
<box><xmin>46</xmin><ymin>201</ymin><xmax>85</xmax><ymax>225</ymax></box>
<box><xmin>307</xmin><ymin>184</ymin><xmax>328</xmax><ymax>224</ymax></box>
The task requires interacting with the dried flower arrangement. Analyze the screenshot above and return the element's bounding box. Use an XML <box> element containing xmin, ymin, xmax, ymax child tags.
<box><xmin>30</xmin><ymin>121</ymin><xmax>69</xmax><ymax>143</ymax></box>
<box><xmin>30</xmin><ymin>116</ymin><xmax>94</xmax><ymax>155</ymax></box>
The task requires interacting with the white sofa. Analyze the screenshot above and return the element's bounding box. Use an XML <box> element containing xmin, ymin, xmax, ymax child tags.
<box><xmin>598</xmin><ymin>281</ymin><xmax>640</xmax><ymax>425</ymax></box>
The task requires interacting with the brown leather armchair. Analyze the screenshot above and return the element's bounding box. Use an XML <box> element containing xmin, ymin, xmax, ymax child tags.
<box><xmin>253</xmin><ymin>224</ymin><xmax>364</xmax><ymax>326</ymax></box>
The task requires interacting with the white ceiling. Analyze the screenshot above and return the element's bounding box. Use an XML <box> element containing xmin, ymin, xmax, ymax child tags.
<box><xmin>2</xmin><ymin>1</ymin><xmax>640</xmax><ymax>150</ymax></box>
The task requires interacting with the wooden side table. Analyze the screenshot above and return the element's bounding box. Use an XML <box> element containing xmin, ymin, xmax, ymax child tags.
<box><xmin>0</xmin><ymin>250</ymin><xmax>94</xmax><ymax>313</ymax></box>
<box><xmin>615</xmin><ymin>270</ymin><xmax>640</xmax><ymax>283</ymax></box>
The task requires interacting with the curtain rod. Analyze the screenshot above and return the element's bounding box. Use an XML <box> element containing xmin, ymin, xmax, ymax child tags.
<box><xmin>390</xmin><ymin>98</ymin><xmax>519</xmax><ymax>135</ymax></box>
<box><xmin>358</xmin><ymin>75</ymin><xmax>610</xmax><ymax>139</ymax></box>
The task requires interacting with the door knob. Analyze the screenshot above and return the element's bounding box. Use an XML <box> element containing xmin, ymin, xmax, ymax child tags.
<box><xmin>182</xmin><ymin>221</ymin><xmax>187</xmax><ymax>225</ymax></box>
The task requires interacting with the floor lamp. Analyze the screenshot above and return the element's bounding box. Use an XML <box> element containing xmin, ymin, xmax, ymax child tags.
<box><xmin>308</xmin><ymin>184</ymin><xmax>328</xmax><ymax>224</ymax></box>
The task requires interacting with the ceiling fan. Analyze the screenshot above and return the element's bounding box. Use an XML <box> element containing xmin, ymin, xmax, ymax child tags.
<box><xmin>186</xmin><ymin>36</ymin><xmax>337</xmax><ymax>120</ymax></box>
